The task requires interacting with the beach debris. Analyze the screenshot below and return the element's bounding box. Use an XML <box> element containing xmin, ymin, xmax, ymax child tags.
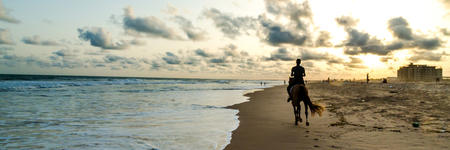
<box><xmin>314</xmin><ymin>138</ymin><xmax>319</xmax><ymax>141</ymax></box>
<box><xmin>390</xmin><ymin>129</ymin><xmax>401</xmax><ymax>133</ymax></box>
<box><xmin>314</xmin><ymin>145</ymin><xmax>320</xmax><ymax>148</ymax></box>
<box><xmin>331</xmin><ymin>145</ymin><xmax>341</xmax><ymax>149</ymax></box>
<box><xmin>373</xmin><ymin>126</ymin><xmax>384</xmax><ymax>130</ymax></box>
<box><xmin>412</xmin><ymin>122</ymin><xmax>420</xmax><ymax>128</ymax></box>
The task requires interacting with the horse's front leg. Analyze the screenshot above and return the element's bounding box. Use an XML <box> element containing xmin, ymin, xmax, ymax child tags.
<box><xmin>304</xmin><ymin>102</ymin><xmax>309</xmax><ymax>126</ymax></box>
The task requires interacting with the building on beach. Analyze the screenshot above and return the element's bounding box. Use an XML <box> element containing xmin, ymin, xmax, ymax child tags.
<box><xmin>397</xmin><ymin>63</ymin><xmax>442</xmax><ymax>82</ymax></box>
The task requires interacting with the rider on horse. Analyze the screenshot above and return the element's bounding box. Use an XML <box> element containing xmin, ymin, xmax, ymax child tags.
<box><xmin>287</xmin><ymin>59</ymin><xmax>305</xmax><ymax>102</ymax></box>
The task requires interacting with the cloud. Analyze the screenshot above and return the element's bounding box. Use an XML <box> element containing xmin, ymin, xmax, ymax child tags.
<box><xmin>259</xmin><ymin>17</ymin><xmax>308</xmax><ymax>46</ymax></box>
<box><xmin>335</xmin><ymin>16</ymin><xmax>359</xmax><ymax>28</ymax></box>
<box><xmin>203</xmin><ymin>8</ymin><xmax>256</xmax><ymax>39</ymax></box>
<box><xmin>47</xmin><ymin>49</ymin><xmax>85</xmax><ymax>68</ymax></box>
<box><xmin>195</xmin><ymin>49</ymin><xmax>213</xmax><ymax>57</ymax></box>
<box><xmin>265</xmin><ymin>48</ymin><xmax>297</xmax><ymax>61</ymax></box>
<box><xmin>345</xmin><ymin>29</ymin><xmax>369</xmax><ymax>47</ymax></box>
<box><xmin>162</xmin><ymin>4</ymin><xmax>178</xmax><ymax>15</ymax></box>
<box><xmin>209</xmin><ymin>57</ymin><xmax>227</xmax><ymax>64</ymax></box>
<box><xmin>162</xmin><ymin>52</ymin><xmax>181</xmax><ymax>64</ymax></box>
<box><xmin>299</xmin><ymin>49</ymin><xmax>328</xmax><ymax>61</ymax></box>
<box><xmin>341</xmin><ymin>29</ymin><xmax>392</xmax><ymax>55</ymax></box>
<box><xmin>52</xmin><ymin>49</ymin><xmax>76</xmax><ymax>57</ymax></box>
<box><xmin>386</xmin><ymin>17</ymin><xmax>442</xmax><ymax>50</ymax></box>
<box><xmin>388</xmin><ymin>17</ymin><xmax>413</xmax><ymax>40</ymax></box>
<box><xmin>184</xmin><ymin>57</ymin><xmax>201</xmax><ymax>65</ymax></box>
<box><xmin>78</xmin><ymin>27</ymin><xmax>134</xmax><ymax>50</ymax></box>
<box><xmin>0</xmin><ymin>46</ymin><xmax>13</xmax><ymax>52</ymax></box>
<box><xmin>0</xmin><ymin>28</ymin><xmax>14</xmax><ymax>45</ymax></box>
<box><xmin>2</xmin><ymin>54</ymin><xmax>17</xmax><ymax>60</ymax></box>
<box><xmin>123</xmin><ymin>7</ymin><xmax>182</xmax><ymax>40</ymax></box>
<box><xmin>409</xmin><ymin>51</ymin><xmax>447</xmax><ymax>61</ymax></box>
<box><xmin>151</xmin><ymin>61</ymin><xmax>162</xmax><ymax>70</ymax></box>
<box><xmin>337</xmin><ymin>16</ymin><xmax>444</xmax><ymax>56</ymax></box>
<box><xmin>129</xmin><ymin>39</ymin><xmax>146</xmax><ymax>46</ymax></box>
<box><xmin>104</xmin><ymin>55</ymin><xmax>125</xmax><ymax>63</ymax></box>
<box><xmin>22</xmin><ymin>35</ymin><xmax>60</xmax><ymax>46</ymax></box>
<box><xmin>223</xmin><ymin>44</ymin><xmax>246</xmax><ymax>57</ymax></box>
<box><xmin>344</xmin><ymin>57</ymin><xmax>366</xmax><ymax>69</ymax></box>
<box><xmin>95</xmin><ymin>54</ymin><xmax>146</xmax><ymax>70</ymax></box>
<box><xmin>0</xmin><ymin>47</ymin><xmax>152</xmax><ymax>70</ymax></box>
<box><xmin>257</xmin><ymin>0</ymin><xmax>314</xmax><ymax>46</ymax></box>
<box><xmin>148</xmin><ymin>45</ymin><xmax>263</xmax><ymax>74</ymax></box>
<box><xmin>0</xmin><ymin>49</ymin><xmax>83</xmax><ymax>69</ymax></box>
<box><xmin>299</xmin><ymin>48</ymin><xmax>344</xmax><ymax>65</ymax></box>
<box><xmin>173</xmin><ymin>16</ymin><xmax>206</xmax><ymax>41</ymax></box>
<box><xmin>264</xmin><ymin>48</ymin><xmax>344</xmax><ymax>66</ymax></box>
<box><xmin>264</xmin><ymin>0</ymin><xmax>312</xmax><ymax>30</ymax></box>
<box><xmin>414</xmin><ymin>37</ymin><xmax>441</xmax><ymax>50</ymax></box>
<box><xmin>441</xmin><ymin>0</ymin><xmax>450</xmax><ymax>8</ymax></box>
<box><xmin>441</xmin><ymin>28</ymin><xmax>450</xmax><ymax>36</ymax></box>
<box><xmin>315</xmin><ymin>31</ymin><xmax>332</xmax><ymax>47</ymax></box>
<box><xmin>24</xmin><ymin>56</ymin><xmax>53</xmax><ymax>68</ymax></box>
<box><xmin>0</xmin><ymin>0</ymin><xmax>19</xmax><ymax>23</ymax></box>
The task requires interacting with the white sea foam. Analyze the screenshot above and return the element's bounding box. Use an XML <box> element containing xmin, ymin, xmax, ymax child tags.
<box><xmin>0</xmin><ymin>76</ymin><xmax>281</xmax><ymax>149</ymax></box>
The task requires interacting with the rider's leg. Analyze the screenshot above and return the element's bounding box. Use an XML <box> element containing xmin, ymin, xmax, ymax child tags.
<box><xmin>287</xmin><ymin>85</ymin><xmax>292</xmax><ymax>102</ymax></box>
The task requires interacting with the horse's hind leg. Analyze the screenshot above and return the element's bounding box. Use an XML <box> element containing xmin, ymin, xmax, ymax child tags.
<box><xmin>304</xmin><ymin>102</ymin><xmax>309</xmax><ymax>126</ymax></box>
<box><xmin>298</xmin><ymin>103</ymin><xmax>302</xmax><ymax>122</ymax></box>
<box><xmin>292</xmin><ymin>104</ymin><xmax>298</xmax><ymax>125</ymax></box>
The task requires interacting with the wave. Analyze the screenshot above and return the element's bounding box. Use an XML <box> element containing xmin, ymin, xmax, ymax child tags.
<box><xmin>0</xmin><ymin>75</ymin><xmax>281</xmax><ymax>92</ymax></box>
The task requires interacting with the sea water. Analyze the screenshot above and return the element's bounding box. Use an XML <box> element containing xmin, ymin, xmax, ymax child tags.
<box><xmin>0</xmin><ymin>75</ymin><xmax>281</xmax><ymax>150</ymax></box>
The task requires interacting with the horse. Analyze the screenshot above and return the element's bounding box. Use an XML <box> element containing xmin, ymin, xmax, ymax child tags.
<box><xmin>289</xmin><ymin>78</ymin><xmax>325</xmax><ymax>126</ymax></box>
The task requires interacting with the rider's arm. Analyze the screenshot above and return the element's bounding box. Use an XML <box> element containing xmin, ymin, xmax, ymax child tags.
<box><xmin>291</xmin><ymin>68</ymin><xmax>294</xmax><ymax>77</ymax></box>
<box><xmin>302</xmin><ymin>67</ymin><xmax>306</xmax><ymax>77</ymax></box>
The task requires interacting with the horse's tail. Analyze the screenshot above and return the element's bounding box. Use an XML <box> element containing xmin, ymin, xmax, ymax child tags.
<box><xmin>306</xmin><ymin>100</ymin><xmax>325</xmax><ymax>117</ymax></box>
<box><xmin>299</xmin><ymin>86</ymin><xmax>325</xmax><ymax>117</ymax></box>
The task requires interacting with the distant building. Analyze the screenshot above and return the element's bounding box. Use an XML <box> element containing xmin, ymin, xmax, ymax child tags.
<box><xmin>397</xmin><ymin>63</ymin><xmax>442</xmax><ymax>82</ymax></box>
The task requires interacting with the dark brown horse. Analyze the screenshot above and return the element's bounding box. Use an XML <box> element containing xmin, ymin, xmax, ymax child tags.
<box><xmin>289</xmin><ymin>79</ymin><xmax>325</xmax><ymax>126</ymax></box>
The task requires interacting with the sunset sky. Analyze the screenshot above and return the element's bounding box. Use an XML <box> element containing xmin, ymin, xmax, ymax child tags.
<box><xmin>0</xmin><ymin>0</ymin><xmax>449</xmax><ymax>80</ymax></box>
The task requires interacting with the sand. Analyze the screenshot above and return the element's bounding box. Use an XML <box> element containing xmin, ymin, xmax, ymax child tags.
<box><xmin>225</xmin><ymin>82</ymin><xmax>449</xmax><ymax>150</ymax></box>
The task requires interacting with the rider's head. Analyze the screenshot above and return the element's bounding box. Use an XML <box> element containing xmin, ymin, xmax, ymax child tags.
<box><xmin>296</xmin><ymin>59</ymin><xmax>301</xmax><ymax>65</ymax></box>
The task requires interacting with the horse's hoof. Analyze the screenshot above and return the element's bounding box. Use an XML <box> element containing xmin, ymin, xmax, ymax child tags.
<box><xmin>299</xmin><ymin>118</ymin><xmax>303</xmax><ymax>122</ymax></box>
<box><xmin>295</xmin><ymin>122</ymin><xmax>298</xmax><ymax>126</ymax></box>
<box><xmin>306</xmin><ymin>122</ymin><xmax>310</xmax><ymax>126</ymax></box>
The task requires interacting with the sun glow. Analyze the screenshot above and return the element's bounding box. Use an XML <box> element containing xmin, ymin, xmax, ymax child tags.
<box><xmin>359</xmin><ymin>55</ymin><xmax>384</xmax><ymax>69</ymax></box>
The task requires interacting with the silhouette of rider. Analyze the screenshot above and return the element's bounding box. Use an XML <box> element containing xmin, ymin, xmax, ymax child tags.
<box><xmin>287</xmin><ymin>59</ymin><xmax>305</xmax><ymax>102</ymax></box>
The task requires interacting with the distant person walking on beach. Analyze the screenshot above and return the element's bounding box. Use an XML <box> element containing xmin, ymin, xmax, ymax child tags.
<box><xmin>287</xmin><ymin>59</ymin><xmax>305</xmax><ymax>102</ymax></box>
<box><xmin>366</xmin><ymin>73</ymin><xmax>369</xmax><ymax>84</ymax></box>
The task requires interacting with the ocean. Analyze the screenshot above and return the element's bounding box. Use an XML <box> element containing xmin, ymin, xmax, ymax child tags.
<box><xmin>0</xmin><ymin>74</ymin><xmax>282</xmax><ymax>150</ymax></box>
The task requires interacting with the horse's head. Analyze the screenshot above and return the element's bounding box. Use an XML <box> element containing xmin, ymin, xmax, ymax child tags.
<box><xmin>289</xmin><ymin>77</ymin><xmax>294</xmax><ymax>85</ymax></box>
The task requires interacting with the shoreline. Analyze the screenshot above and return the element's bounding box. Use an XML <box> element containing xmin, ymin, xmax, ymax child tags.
<box><xmin>224</xmin><ymin>85</ymin><xmax>333</xmax><ymax>149</ymax></box>
<box><xmin>224</xmin><ymin>83</ymin><xmax>449</xmax><ymax>150</ymax></box>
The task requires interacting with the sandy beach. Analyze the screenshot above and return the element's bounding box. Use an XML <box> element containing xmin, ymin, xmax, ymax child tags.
<box><xmin>225</xmin><ymin>82</ymin><xmax>449</xmax><ymax>150</ymax></box>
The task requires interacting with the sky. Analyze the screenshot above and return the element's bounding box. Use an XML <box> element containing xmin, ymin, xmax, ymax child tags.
<box><xmin>0</xmin><ymin>0</ymin><xmax>449</xmax><ymax>80</ymax></box>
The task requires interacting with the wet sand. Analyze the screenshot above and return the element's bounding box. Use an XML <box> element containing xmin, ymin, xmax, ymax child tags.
<box><xmin>225</xmin><ymin>82</ymin><xmax>449</xmax><ymax>150</ymax></box>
